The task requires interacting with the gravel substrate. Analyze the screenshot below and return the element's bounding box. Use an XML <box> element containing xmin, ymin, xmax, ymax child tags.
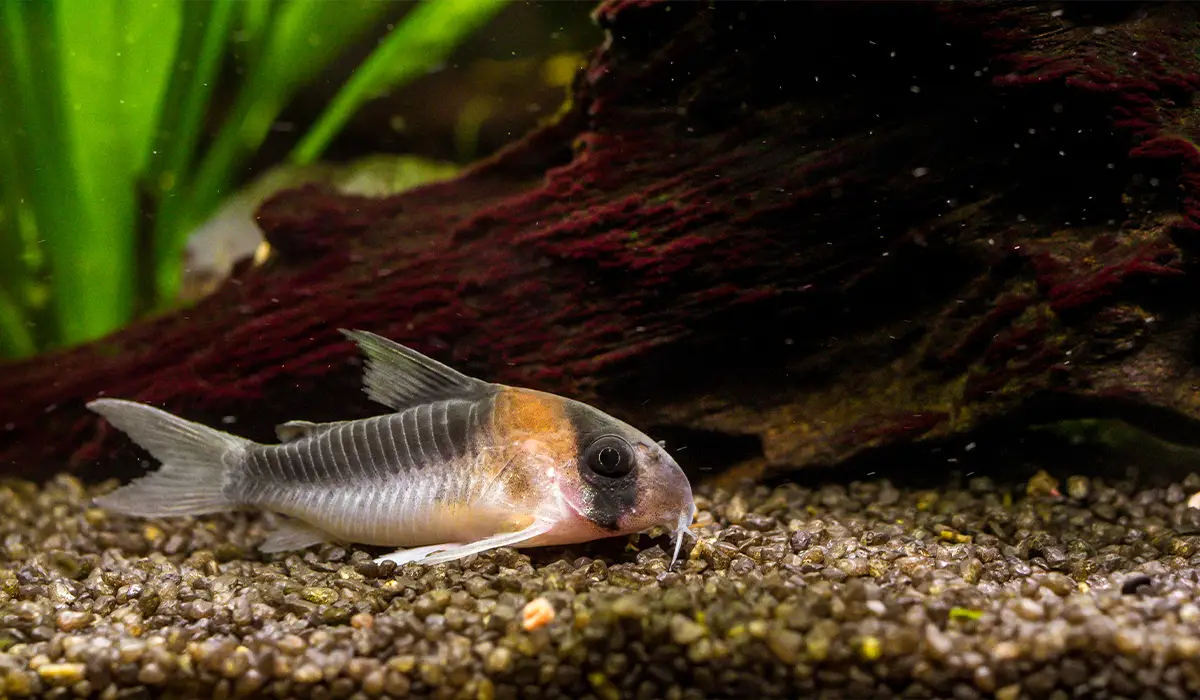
<box><xmin>5</xmin><ymin>465</ymin><xmax>1200</xmax><ymax>700</ymax></box>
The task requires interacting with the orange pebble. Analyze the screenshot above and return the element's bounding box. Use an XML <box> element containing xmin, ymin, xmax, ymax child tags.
<box><xmin>521</xmin><ymin>597</ymin><xmax>555</xmax><ymax>631</ymax></box>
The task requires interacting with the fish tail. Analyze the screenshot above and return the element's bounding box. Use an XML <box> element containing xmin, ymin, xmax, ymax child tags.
<box><xmin>88</xmin><ymin>398</ymin><xmax>253</xmax><ymax>517</ymax></box>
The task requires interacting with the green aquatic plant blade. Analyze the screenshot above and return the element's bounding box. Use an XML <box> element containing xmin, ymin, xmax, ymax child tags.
<box><xmin>108</xmin><ymin>0</ymin><xmax>183</xmax><ymax>176</ymax></box>
<box><xmin>0</xmin><ymin>48</ymin><xmax>39</xmax><ymax>359</ymax></box>
<box><xmin>0</xmin><ymin>1</ymin><xmax>104</xmax><ymax>350</ymax></box>
<box><xmin>155</xmin><ymin>0</ymin><xmax>392</xmax><ymax>303</ymax></box>
<box><xmin>291</xmin><ymin>0</ymin><xmax>510</xmax><ymax>165</ymax></box>
<box><xmin>146</xmin><ymin>0</ymin><xmax>233</xmax><ymax>199</ymax></box>
<box><xmin>1</xmin><ymin>0</ymin><xmax>508</xmax><ymax>355</ymax></box>
<box><xmin>145</xmin><ymin>0</ymin><xmax>236</xmax><ymax>309</ymax></box>
<box><xmin>53</xmin><ymin>0</ymin><xmax>183</xmax><ymax>339</ymax></box>
<box><xmin>0</xmin><ymin>288</ymin><xmax>35</xmax><ymax>359</ymax></box>
<box><xmin>231</xmin><ymin>0</ymin><xmax>279</xmax><ymax>74</ymax></box>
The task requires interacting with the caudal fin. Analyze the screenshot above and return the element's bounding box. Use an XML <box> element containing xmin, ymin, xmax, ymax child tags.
<box><xmin>88</xmin><ymin>398</ymin><xmax>252</xmax><ymax>517</ymax></box>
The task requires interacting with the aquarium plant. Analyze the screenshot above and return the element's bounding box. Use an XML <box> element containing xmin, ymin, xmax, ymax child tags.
<box><xmin>0</xmin><ymin>0</ymin><xmax>506</xmax><ymax>360</ymax></box>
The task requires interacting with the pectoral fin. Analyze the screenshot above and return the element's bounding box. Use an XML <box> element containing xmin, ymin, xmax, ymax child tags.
<box><xmin>260</xmin><ymin>518</ymin><xmax>336</xmax><ymax>553</ymax></box>
<box><xmin>372</xmin><ymin>519</ymin><xmax>556</xmax><ymax>567</ymax></box>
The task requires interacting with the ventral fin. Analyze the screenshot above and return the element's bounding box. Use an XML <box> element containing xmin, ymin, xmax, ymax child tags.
<box><xmin>339</xmin><ymin>329</ymin><xmax>495</xmax><ymax>411</ymax></box>
<box><xmin>372</xmin><ymin>519</ymin><xmax>555</xmax><ymax>566</ymax></box>
<box><xmin>260</xmin><ymin>518</ymin><xmax>335</xmax><ymax>553</ymax></box>
<box><xmin>275</xmin><ymin>420</ymin><xmax>343</xmax><ymax>443</ymax></box>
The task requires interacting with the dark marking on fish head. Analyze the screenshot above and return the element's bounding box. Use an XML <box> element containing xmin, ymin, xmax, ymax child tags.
<box><xmin>559</xmin><ymin>397</ymin><xmax>695</xmax><ymax>537</ymax></box>
<box><xmin>486</xmin><ymin>387</ymin><xmax>694</xmax><ymax>549</ymax></box>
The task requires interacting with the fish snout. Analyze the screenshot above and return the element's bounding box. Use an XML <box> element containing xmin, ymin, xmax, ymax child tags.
<box><xmin>658</xmin><ymin>459</ymin><xmax>696</xmax><ymax>570</ymax></box>
<box><xmin>628</xmin><ymin>447</ymin><xmax>696</xmax><ymax>553</ymax></box>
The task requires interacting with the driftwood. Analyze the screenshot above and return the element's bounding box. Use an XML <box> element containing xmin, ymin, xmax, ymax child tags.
<box><xmin>3</xmin><ymin>1</ymin><xmax>1200</xmax><ymax>486</ymax></box>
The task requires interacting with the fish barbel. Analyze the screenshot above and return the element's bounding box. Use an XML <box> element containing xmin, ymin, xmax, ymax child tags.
<box><xmin>88</xmin><ymin>330</ymin><xmax>696</xmax><ymax>568</ymax></box>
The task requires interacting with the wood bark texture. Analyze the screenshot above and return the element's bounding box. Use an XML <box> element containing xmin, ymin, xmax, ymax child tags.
<box><xmin>3</xmin><ymin>1</ymin><xmax>1200</xmax><ymax>486</ymax></box>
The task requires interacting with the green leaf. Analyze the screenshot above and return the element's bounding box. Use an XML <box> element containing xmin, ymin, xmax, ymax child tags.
<box><xmin>145</xmin><ymin>0</ymin><xmax>236</xmax><ymax>307</ymax></box>
<box><xmin>0</xmin><ymin>44</ymin><xmax>38</xmax><ymax>358</ymax></box>
<box><xmin>48</xmin><ymin>0</ymin><xmax>184</xmax><ymax>344</ymax></box>
<box><xmin>0</xmin><ymin>1</ymin><xmax>106</xmax><ymax>349</ymax></box>
<box><xmin>0</xmin><ymin>286</ymin><xmax>35</xmax><ymax>359</ymax></box>
<box><xmin>155</xmin><ymin>0</ymin><xmax>391</xmax><ymax>302</ymax></box>
<box><xmin>292</xmin><ymin>0</ymin><xmax>509</xmax><ymax>165</ymax></box>
<box><xmin>230</xmin><ymin>0</ymin><xmax>280</xmax><ymax>75</ymax></box>
<box><xmin>113</xmin><ymin>0</ymin><xmax>182</xmax><ymax>175</ymax></box>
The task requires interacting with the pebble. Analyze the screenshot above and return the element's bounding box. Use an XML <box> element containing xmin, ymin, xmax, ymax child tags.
<box><xmin>669</xmin><ymin>615</ymin><xmax>706</xmax><ymax>645</ymax></box>
<box><xmin>1013</xmin><ymin>598</ymin><xmax>1043</xmax><ymax>621</ymax></box>
<box><xmin>54</xmin><ymin>610</ymin><xmax>91</xmax><ymax>632</ymax></box>
<box><xmin>520</xmin><ymin>597</ymin><xmax>555</xmax><ymax>631</ymax></box>
<box><xmin>294</xmin><ymin>664</ymin><xmax>323</xmax><ymax>684</ymax></box>
<box><xmin>0</xmin><ymin>470</ymin><xmax>1197</xmax><ymax>697</ymax></box>
<box><xmin>765</xmin><ymin>628</ymin><xmax>802</xmax><ymax>664</ymax></box>
<box><xmin>36</xmin><ymin>663</ymin><xmax>86</xmax><ymax>686</ymax></box>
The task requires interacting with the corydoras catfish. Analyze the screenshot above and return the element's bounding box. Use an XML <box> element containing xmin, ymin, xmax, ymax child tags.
<box><xmin>88</xmin><ymin>329</ymin><xmax>696</xmax><ymax>568</ymax></box>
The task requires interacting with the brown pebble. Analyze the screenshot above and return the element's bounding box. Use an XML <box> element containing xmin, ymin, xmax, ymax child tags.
<box><xmin>277</xmin><ymin>635</ymin><xmax>307</xmax><ymax>656</ymax></box>
<box><xmin>293</xmin><ymin>664</ymin><xmax>323</xmax><ymax>684</ymax></box>
<box><xmin>6</xmin><ymin>455</ymin><xmax>1200</xmax><ymax>698</ymax></box>
<box><xmin>484</xmin><ymin>648</ymin><xmax>514</xmax><ymax>674</ymax></box>
<box><xmin>1013</xmin><ymin>599</ymin><xmax>1043</xmax><ymax>621</ymax></box>
<box><xmin>55</xmin><ymin>610</ymin><xmax>92</xmax><ymax>632</ymax></box>
<box><xmin>362</xmin><ymin>669</ymin><xmax>385</xmax><ymax>696</ymax></box>
<box><xmin>766</xmin><ymin>628</ymin><xmax>802</xmax><ymax>664</ymax></box>
<box><xmin>137</xmin><ymin>663</ymin><xmax>168</xmax><ymax>686</ymax></box>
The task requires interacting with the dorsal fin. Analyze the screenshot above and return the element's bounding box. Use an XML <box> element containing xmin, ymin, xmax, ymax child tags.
<box><xmin>339</xmin><ymin>329</ymin><xmax>495</xmax><ymax>410</ymax></box>
<box><xmin>275</xmin><ymin>420</ymin><xmax>344</xmax><ymax>443</ymax></box>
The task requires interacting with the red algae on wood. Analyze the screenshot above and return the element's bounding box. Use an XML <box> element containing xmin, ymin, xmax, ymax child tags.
<box><xmin>4</xmin><ymin>2</ymin><xmax>1200</xmax><ymax>484</ymax></box>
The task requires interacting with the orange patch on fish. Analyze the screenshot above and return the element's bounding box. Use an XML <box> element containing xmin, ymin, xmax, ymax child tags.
<box><xmin>493</xmin><ymin>388</ymin><xmax>575</xmax><ymax>453</ymax></box>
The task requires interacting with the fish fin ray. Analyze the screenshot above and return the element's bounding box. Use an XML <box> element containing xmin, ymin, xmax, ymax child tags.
<box><xmin>374</xmin><ymin>543</ymin><xmax>463</xmax><ymax>566</ymax></box>
<box><xmin>259</xmin><ymin>518</ymin><xmax>334</xmax><ymax>553</ymax></box>
<box><xmin>339</xmin><ymin>329</ymin><xmax>494</xmax><ymax>410</ymax></box>
<box><xmin>88</xmin><ymin>398</ymin><xmax>250</xmax><ymax>517</ymax></box>
<box><xmin>374</xmin><ymin>519</ymin><xmax>556</xmax><ymax>567</ymax></box>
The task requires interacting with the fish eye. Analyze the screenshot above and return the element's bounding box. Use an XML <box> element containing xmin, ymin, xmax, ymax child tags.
<box><xmin>585</xmin><ymin>436</ymin><xmax>635</xmax><ymax>479</ymax></box>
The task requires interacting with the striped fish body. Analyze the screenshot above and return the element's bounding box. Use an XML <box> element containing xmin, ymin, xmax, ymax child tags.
<box><xmin>89</xmin><ymin>329</ymin><xmax>695</xmax><ymax>568</ymax></box>
<box><xmin>233</xmin><ymin>396</ymin><xmax>536</xmax><ymax>548</ymax></box>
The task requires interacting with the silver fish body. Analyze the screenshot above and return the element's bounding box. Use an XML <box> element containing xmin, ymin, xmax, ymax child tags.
<box><xmin>90</xmin><ymin>330</ymin><xmax>696</xmax><ymax>568</ymax></box>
